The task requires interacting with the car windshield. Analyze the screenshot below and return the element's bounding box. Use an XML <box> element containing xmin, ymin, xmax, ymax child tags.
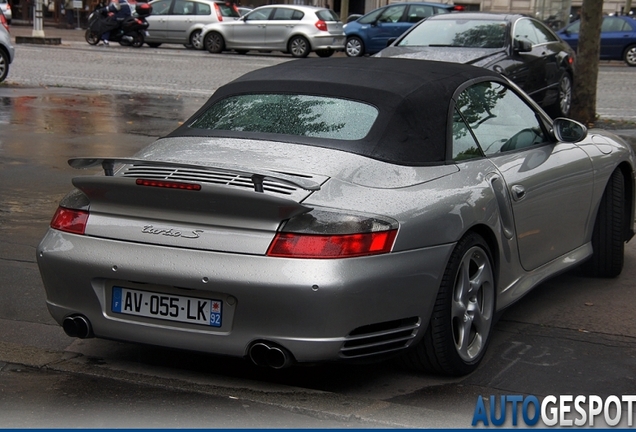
<box><xmin>189</xmin><ymin>94</ymin><xmax>378</xmax><ymax>140</ymax></box>
<box><xmin>398</xmin><ymin>19</ymin><xmax>507</xmax><ymax>48</ymax></box>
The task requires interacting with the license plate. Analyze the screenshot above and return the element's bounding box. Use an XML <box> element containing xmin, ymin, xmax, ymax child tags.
<box><xmin>112</xmin><ymin>286</ymin><xmax>222</xmax><ymax>327</ymax></box>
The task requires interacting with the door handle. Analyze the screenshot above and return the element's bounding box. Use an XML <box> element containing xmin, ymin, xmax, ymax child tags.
<box><xmin>511</xmin><ymin>184</ymin><xmax>526</xmax><ymax>201</ymax></box>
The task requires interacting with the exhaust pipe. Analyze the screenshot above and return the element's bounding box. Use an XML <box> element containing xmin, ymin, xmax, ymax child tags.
<box><xmin>62</xmin><ymin>315</ymin><xmax>93</xmax><ymax>339</ymax></box>
<box><xmin>248</xmin><ymin>342</ymin><xmax>293</xmax><ymax>369</ymax></box>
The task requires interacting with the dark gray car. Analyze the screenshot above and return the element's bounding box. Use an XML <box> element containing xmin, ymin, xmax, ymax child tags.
<box><xmin>37</xmin><ymin>58</ymin><xmax>635</xmax><ymax>376</ymax></box>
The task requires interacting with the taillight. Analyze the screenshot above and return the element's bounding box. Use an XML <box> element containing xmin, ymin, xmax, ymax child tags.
<box><xmin>214</xmin><ymin>3</ymin><xmax>223</xmax><ymax>21</ymax></box>
<box><xmin>453</xmin><ymin>5</ymin><xmax>465</xmax><ymax>10</ymax></box>
<box><xmin>267</xmin><ymin>231</ymin><xmax>397</xmax><ymax>258</ymax></box>
<box><xmin>266</xmin><ymin>209</ymin><xmax>398</xmax><ymax>259</ymax></box>
<box><xmin>0</xmin><ymin>12</ymin><xmax>8</xmax><ymax>32</ymax></box>
<box><xmin>51</xmin><ymin>207</ymin><xmax>89</xmax><ymax>235</ymax></box>
<box><xmin>315</xmin><ymin>20</ymin><xmax>328</xmax><ymax>31</ymax></box>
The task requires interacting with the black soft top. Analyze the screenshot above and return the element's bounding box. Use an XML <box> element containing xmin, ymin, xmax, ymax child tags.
<box><xmin>170</xmin><ymin>57</ymin><xmax>503</xmax><ymax>165</ymax></box>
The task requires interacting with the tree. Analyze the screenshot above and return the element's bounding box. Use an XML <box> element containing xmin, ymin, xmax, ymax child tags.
<box><xmin>569</xmin><ymin>0</ymin><xmax>604</xmax><ymax>126</ymax></box>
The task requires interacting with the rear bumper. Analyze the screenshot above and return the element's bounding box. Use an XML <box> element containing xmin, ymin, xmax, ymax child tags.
<box><xmin>37</xmin><ymin>229</ymin><xmax>453</xmax><ymax>363</ymax></box>
<box><xmin>310</xmin><ymin>34</ymin><xmax>345</xmax><ymax>51</ymax></box>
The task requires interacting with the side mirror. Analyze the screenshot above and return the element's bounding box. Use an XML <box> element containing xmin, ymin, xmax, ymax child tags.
<box><xmin>513</xmin><ymin>38</ymin><xmax>532</xmax><ymax>53</ymax></box>
<box><xmin>552</xmin><ymin>117</ymin><xmax>587</xmax><ymax>143</ymax></box>
<box><xmin>387</xmin><ymin>37</ymin><xmax>396</xmax><ymax>47</ymax></box>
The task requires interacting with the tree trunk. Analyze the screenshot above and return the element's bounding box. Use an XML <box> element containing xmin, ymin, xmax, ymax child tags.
<box><xmin>569</xmin><ymin>0</ymin><xmax>603</xmax><ymax>126</ymax></box>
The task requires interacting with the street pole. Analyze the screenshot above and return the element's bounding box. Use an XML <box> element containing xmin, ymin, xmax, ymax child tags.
<box><xmin>625</xmin><ymin>0</ymin><xmax>633</xmax><ymax>14</ymax></box>
<box><xmin>32</xmin><ymin>0</ymin><xmax>45</xmax><ymax>37</ymax></box>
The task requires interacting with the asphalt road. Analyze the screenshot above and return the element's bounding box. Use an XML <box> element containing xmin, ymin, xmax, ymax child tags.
<box><xmin>1</xmin><ymin>26</ymin><xmax>636</xmax><ymax>428</ymax></box>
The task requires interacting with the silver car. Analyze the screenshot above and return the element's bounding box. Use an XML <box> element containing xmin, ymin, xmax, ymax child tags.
<box><xmin>202</xmin><ymin>5</ymin><xmax>344</xmax><ymax>57</ymax></box>
<box><xmin>0</xmin><ymin>0</ymin><xmax>11</xmax><ymax>24</ymax></box>
<box><xmin>0</xmin><ymin>11</ymin><xmax>14</xmax><ymax>82</ymax></box>
<box><xmin>145</xmin><ymin>0</ymin><xmax>240</xmax><ymax>49</ymax></box>
<box><xmin>37</xmin><ymin>58</ymin><xmax>635</xmax><ymax>375</ymax></box>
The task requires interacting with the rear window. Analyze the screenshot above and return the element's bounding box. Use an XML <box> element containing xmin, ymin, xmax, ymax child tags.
<box><xmin>398</xmin><ymin>19</ymin><xmax>507</xmax><ymax>48</ymax></box>
<box><xmin>316</xmin><ymin>9</ymin><xmax>340</xmax><ymax>22</ymax></box>
<box><xmin>216</xmin><ymin>2</ymin><xmax>240</xmax><ymax>17</ymax></box>
<box><xmin>189</xmin><ymin>94</ymin><xmax>378</xmax><ymax>140</ymax></box>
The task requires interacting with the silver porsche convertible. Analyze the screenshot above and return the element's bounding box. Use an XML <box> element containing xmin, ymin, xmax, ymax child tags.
<box><xmin>37</xmin><ymin>58</ymin><xmax>635</xmax><ymax>376</ymax></box>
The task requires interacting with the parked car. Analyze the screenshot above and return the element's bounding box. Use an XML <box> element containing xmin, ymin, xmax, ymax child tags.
<box><xmin>0</xmin><ymin>0</ymin><xmax>11</xmax><ymax>25</ymax></box>
<box><xmin>145</xmin><ymin>0</ymin><xmax>240</xmax><ymax>49</ymax></box>
<box><xmin>202</xmin><ymin>5</ymin><xmax>344</xmax><ymax>57</ymax></box>
<box><xmin>376</xmin><ymin>13</ymin><xmax>576</xmax><ymax>117</ymax></box>
<box><xmin>37</xmin><ymin>57</ymin><xmax>635</xmax><ymax>376</ymax></box>
<box><xmin>558</xmin><ymin>15</ymin><xmax>636</xmax><ymax>66</ymax></box>
<box><xmin>343</xmin><ymin>2</ymin><xmax>457</xmax><ymax>57</ymax></box>
<box><xmin>0</xmin><ymin>11</ymin><xmax>14</xmax><ymax>82</ymax></box>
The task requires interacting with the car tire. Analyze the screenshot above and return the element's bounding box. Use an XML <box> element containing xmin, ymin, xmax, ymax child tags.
<box><xmin>345</xmin><ymin>36</ymin><xmax>364</xmax><ymax>57</ymax></box>
<box><xmin>315</xmin><ymin>49</ymin><xmax>334</xmax><ymax>58</ymax></box>
<box><xmin>624</xmin><ymin>44</ymin><xmax>636</xmax><ymax>67</ymax></box>
<box><xmin>205</xmin><ymin>32</ymin><xmax>225</xmax><ymax>53</ymax></box>
<box><xmin>147</xmin><ymin>42</ymin><xmax>162</xmax><ymax>48</ymax></box>
<box><xmin>550</xmin><ymin>73</ymin><xmax>572</xmax><ymax>117</ymax></box>
<box><xmin>0</xmin><ymin>48</ymin><xmax>8</xmax><ymax>83</ymax></box>
<box><xmin>85</xmin><ymin>29</ymin><xmax>100</xmax><ymax>45</ymax></box>
<box><xmin>582</xmin><ymin>169</ymin><xmax>626</xmax><ymax>278</ymax></box>
<box><xmin>288</xmin><ymin>36</ymin><xmax>310</xmax><ymax>58</ymax></box>
<box><xmin>401</xmin><ymin>232</ymin><xmax>495</xmax><ymax>375</ymax></box>
<box><xmin>189</xmin><ymin>30</ymin><xmax>204</xmax><ymax>50</ymax></box>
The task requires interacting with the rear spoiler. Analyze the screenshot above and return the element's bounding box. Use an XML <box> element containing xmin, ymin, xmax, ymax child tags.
<box><xmin>68</xmin><ymin>157</ymin><xmax>322</xmax><ymax>193</ymax></box>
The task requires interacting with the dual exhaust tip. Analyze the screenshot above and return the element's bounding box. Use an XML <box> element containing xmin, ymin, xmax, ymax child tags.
<box><xmin>62</xmin><ymin>317</ymin><xmax>293</xmax><ymax>369</ymax></box>
<box><xmin>62</xmin><ymin>315</ymin><xmax>93</xmax><ymax>339</ymax></box>
<box><xmin>248</xmin><ymin>342</ymin><xmax>294</xmax><ymax>369</ymax></box>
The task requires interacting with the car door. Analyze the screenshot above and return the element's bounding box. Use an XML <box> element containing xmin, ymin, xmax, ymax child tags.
<box><xmin>508</xmin><ymin>18</ymin><xmax>548</xmax><ymax>98</ymax></box>
<box><xmin>453</xmin><ymin>80</ymin><xmax>594</xmax><ymax>271</ymax></box>
<box><xmin>365</xmin><ymin>4</ymin><xmax>407</xmax><ymax>53</ymax></box>
<box><xmin>231</xmin><ymin>7</ymin><xmax>272</xmax><ymax>48</ymax></box>
<box><xmin>265</xmin><ymin>7</ymin><xmax>302</xmax><ymax>50</ymax></box>
<box><xmin>599</xmin><ymin>16</ymin><xmax>634</xmax><ymax>59</ymax></box>
<box><xmin>166</xmin><ymin>0</ymin><xmax>196</xmax><ymax>43</ymax></box>
<box><xmin>146</xmin><ymin>0</ymin><xmax>173</xmax><ymax>41</ymax></box>
<box><xmin>404</xmin><ymin>4</ymin><xmax>434</xmax><ymax>26</ymax></box>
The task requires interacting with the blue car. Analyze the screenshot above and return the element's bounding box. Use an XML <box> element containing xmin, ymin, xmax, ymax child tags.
<box><xmin>344</xmin><ymin>2</ymin><xmax>457</xmax><ymax>56</ymax></box>
<box><xmin>558</xmin><ymin>15</ymin><xmax>636</xmax><ymax>66</ymax></box>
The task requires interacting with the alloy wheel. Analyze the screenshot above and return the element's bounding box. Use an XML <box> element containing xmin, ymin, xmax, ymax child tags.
<box><xmin>451</xmin><ymin>245</ymin><xmax>494</xmax><ymax>362</ymax></box>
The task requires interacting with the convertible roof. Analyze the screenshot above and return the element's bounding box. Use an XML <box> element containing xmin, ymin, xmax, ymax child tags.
<box><xmin>173</xmin><ymin>57</ymin><xmax>504</xmax><ymax>165</ymax></box>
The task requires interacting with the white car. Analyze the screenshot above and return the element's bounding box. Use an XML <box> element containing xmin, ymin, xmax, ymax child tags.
<box><xmin>145</xmin><ymin>0</ymin><xmax>240</xmax><ymax>49</ymax></box>
<box><xmin>202</xmin><ymin>5</ymin><xmax>345</xmax><ymax>57</ymax></box>
<box><xmin>0</xmin><ymin>10</ymin><xmax>14</xmax><ymax>82</ymax></box>
<box><xmin>0</xmin><ymin>0</ymin><xmax>11</xmax><ymax>24</ymax></box>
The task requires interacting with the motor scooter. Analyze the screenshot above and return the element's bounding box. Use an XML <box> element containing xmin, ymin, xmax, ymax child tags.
<box><xmin>85</xmin><ymin>3</ymin><xmax>151</xmax><ymax>48</ymax></box>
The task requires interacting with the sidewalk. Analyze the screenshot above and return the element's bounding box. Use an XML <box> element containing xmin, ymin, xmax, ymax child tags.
<box><xmin>9</xmin><ymin>21</ymin><xmax>87</xmax><ymax>43</ymax></box>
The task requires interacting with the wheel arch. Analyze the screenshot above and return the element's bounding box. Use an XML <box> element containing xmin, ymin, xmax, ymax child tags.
<box><xmin>460</xmin><ymin>223</ymin><xmax>500</xmax><ymax>288</ymax></box>
<box><xmin>622</xmin><ymin>43</ymin><xmax>636</xmax><ymax>66</ymax></box>
<box><xmin>617</xmin><ymin>161</ymin><xmax>635</xmax><ymax>242</ymax></box>
<box><xmin>287</xmin><ymin>33</ymin><xmax>311</xmax><ymax>48</ymax></box>
<box><xmin>0</xmin><ymin>44</ymin><xmax>10</xmax><ymax>63</ymax></box>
